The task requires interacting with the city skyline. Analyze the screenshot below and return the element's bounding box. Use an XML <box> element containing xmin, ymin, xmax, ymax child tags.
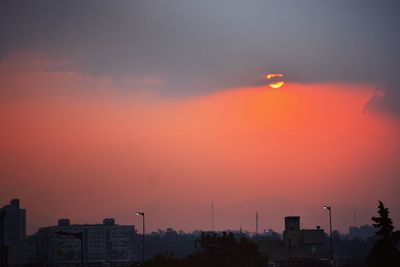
<box><xmin>1</xmin><ymin>198</ymin><xmax>378</xmax><ymax>237</ymax></box>
<box><xmin>0</xmin><ymin>197</ymin><xmax>394</xmax><ymax>235</ymax></box>
<box><xmin>1</xmin><ymin>1</ymin><xmax>400</xmax><ymax>237</ymax></box>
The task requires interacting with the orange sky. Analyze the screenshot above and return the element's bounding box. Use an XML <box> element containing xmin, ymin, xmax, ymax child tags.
<box><xmin>1</xmin><ymin>53</ymin><xmax>400</xmax><ymax>234</ymax></box>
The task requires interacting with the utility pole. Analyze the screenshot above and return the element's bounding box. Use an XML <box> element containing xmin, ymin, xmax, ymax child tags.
<box><xmin>136</xmin><ymin>212</ymin><xmax>145</xmax><ymax>262</ymax></box>
<box><xmin>323</xmin><ymin>205</ymin><xmax>334</xmax><ymax>261</ymax></box>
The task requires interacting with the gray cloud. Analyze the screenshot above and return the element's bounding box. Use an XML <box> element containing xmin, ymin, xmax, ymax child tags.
<box><xmin>1</xmin><ymin>0</ymin><xmax>400</xmax><ymax>112</ymax></box>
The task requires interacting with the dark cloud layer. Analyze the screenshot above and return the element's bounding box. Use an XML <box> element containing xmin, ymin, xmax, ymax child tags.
<box><xmin>1</xmin><ymin>0</ymin><xmax>400</xmax><ymax>113</ymax></box>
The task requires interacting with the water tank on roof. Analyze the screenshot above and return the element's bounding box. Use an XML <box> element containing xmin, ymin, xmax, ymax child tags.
<box><xmin>58</xmin><ymin>218</ymin><xmax>70</xmax><ymax>226</ymax></box>
<box><xmin>103</xmin><ymin>218</ymin><xmax>115</xmax><ymax>225</ymax></box>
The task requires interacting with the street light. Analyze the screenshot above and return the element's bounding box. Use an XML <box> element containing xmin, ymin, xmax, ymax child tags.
<box><xmin>136</xmin><ymin>212</ymin><xmax>145</xmax><ymax>262</ymax></box>
<box><xmin>323</xmin><ymin>205</ymin><xmax>333</xmax><ymax>261</ymax></box>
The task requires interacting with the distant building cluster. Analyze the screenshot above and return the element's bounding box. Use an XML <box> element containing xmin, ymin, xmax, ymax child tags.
<box><xmin>0</xmin><ymin>199</ymin><xmax>138</xmax><ymax>267</ymax></box>
<box><xmin>347</xmin><ymin>225</ymin><xmax>375</xmax><ymax>241</ymax></box>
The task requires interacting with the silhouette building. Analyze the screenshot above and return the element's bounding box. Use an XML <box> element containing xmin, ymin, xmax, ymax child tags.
<box><xmin>258</xmin><ymin>216</ymin><xmax>328</xmax><ymax>262</ymax></box>
<box><xmin>37</xmin><ymin>218</ymin><xmax>137</xmax><ymax>266</ymax></box>
<box><xmin>1</xmin><ymin>199</ymin><xmax>30</xmax><ymax>266</ymax></box>
<box><xmin>0</xmin><ymin>199</ymin><xmax>26</xmax><ymax>246</ymax></box>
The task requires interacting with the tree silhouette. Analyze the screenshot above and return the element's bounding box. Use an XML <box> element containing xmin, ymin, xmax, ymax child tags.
<box><xmin>141</xmin><ymin>232</ymin><xmax>265</xmax><ymax>267</ymax></box>
<box><xmin>372</xmin><ymin>201</ymin><xmax>394</xmax><ymax>238</ymax></box>
<box><xmin>366</xmin><ymin>201</ymin><xmax>400</xmax><ymax>267</ymax></box>
<box><xmin>195</xmin><ymin>232</ymin><xmax>264</xmax><ymax>267</ymax></box>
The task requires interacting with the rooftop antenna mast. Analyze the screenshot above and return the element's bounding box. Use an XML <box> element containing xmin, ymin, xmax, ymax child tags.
<box><xmin>211</xmin><ymin>201</ymin><xmax>214</xmax><ymax>231</ymax></box>
<box><xmin>256</xmin><ymin>212</ymin><xmax>259</xmax><ymax>234</ymax></box>
<box><xmin>354</xmin><ymin>210</ymin><xmax>357</xmax><ymax>227</ymax></box>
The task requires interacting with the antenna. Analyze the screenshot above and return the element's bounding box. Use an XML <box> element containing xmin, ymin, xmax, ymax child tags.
<box><xmin>211</xmin><ymin>201</ymin><xmax>214</xmax><ymax>231</ymax></box>
<box><xmin>354</xmin><ymin>210</ymin><xmax>357</xmax><ymax>227</ymax></box>
<box><xmin>256</xmin><ymin>212</ymin><xmax>259</xmax><ymax>234</ymax></box>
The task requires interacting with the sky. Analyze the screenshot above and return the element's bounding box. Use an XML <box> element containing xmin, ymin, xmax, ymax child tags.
<box><xmin>1</xmin><ymin>1</ymin><xmax>400</xmax><ymax>234</ymax></box>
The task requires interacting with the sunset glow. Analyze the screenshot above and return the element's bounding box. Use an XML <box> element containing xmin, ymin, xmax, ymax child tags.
<box><xmin>1</xmin><ymin>53</ymin><xmax>399</xmax><ymax>234</ymax></box>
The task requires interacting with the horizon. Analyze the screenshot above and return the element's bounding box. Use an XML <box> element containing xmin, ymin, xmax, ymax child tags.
<box><xmin>2</xmin><ymin>196</ymin><xmax>397</xmax><ymax>236</ymax></box>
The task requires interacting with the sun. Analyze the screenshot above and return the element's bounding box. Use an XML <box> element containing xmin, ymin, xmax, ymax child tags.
<box><xmin>263</xmin><ymin>73</ymin><xmax>285</xmax><ymax>89</ymax></box>
<box><xmin>269</xmin><ymin>81</ymin><xmax>285</xmax><ymax>89</ymax></box>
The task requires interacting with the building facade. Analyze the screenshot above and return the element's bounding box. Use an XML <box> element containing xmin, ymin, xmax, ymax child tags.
<box><xmin>37</xmin><ymin>218</ymin><xmax>137</xmax><ymax>266</ymax></box>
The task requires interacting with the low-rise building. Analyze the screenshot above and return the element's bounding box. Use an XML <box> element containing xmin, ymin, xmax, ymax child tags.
<box><xmin>258</xmin><ymin>216</ymin><xmax>329</xmax><ymax>262</ymax></box>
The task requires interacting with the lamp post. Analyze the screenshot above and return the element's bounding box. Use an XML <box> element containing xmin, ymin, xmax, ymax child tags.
<box><xmin>323</xmin><ymin>205</ymin><xmax>333</xmax><ymax>261</ymax></box>
<box><xmin>136</xmin><ymin>212</ymin><xmax>145</xmax><ymax>262</ymax></box>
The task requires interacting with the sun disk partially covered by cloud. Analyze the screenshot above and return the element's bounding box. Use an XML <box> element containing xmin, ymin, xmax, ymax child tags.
<box><xmin>264</xmin><ymin>73</ymin><xmax>285</xmax><ymax>89</ymax></box>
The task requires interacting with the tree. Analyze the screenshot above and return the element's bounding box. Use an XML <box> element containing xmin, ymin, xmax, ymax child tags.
<box><xmin>372</xmin><ymin>201</ymin><xmax>394</xmax><ymax>238</ymax></box>
<box><xmin>366</xmin><ymin>201</ymin><xmax>400</xmax><ymax>267</ymax></box>
<box><xmin>141</xmin><ymin>232</ymin><xmax>265</xmax><ymax>267</ymax></box>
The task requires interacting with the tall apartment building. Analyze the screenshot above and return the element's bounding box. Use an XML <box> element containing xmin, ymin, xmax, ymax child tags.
<box><xmin>0</xmin><ymin>199</ymin><xmax>26</xmax><ymax>246</ymax></box>
<box><xmin>37</xmin><ymin>218</ymin><xmax>137</xmax><ymax>266</ymax></box>
<box><xmin>1</xmin><ymin>199</ymin><xmax>30</xmax><ymax>266</ymax></box>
